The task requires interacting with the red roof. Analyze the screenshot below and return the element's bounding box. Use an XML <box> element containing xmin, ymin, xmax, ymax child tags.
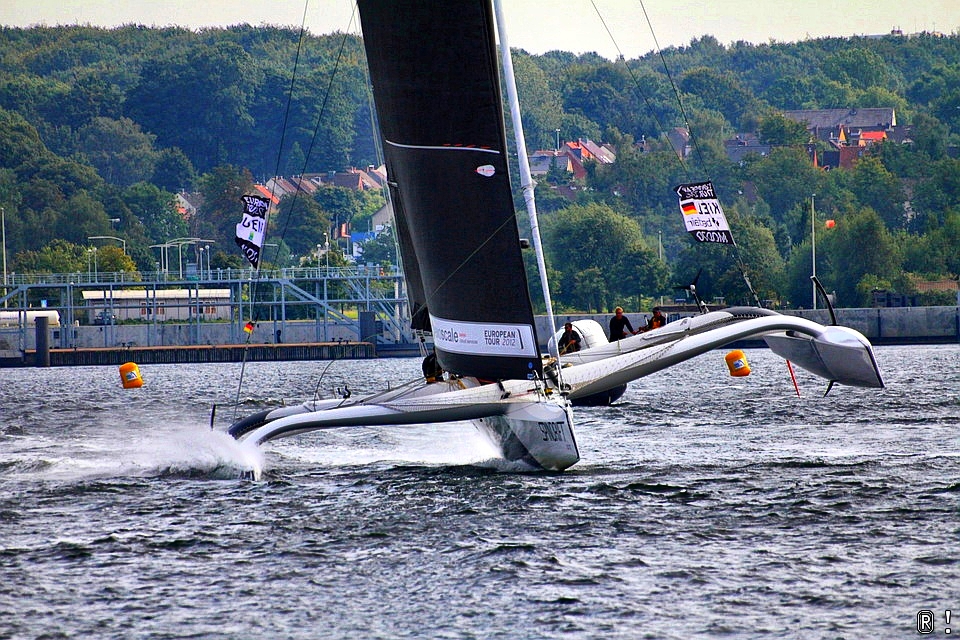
<box><xmin>253</xmin><ymin>184</ymin><xmax>281</xmax><ymax>205</ymax></box>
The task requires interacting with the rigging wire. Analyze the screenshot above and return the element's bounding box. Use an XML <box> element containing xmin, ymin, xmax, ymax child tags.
<box><xmin>232</xmin><ymin>2</ymin><xmax>360</xmax><ymax>417</ymax></box>
<box><xmin>592</xmin><ymin>0</ymin><xmax>761</xmax><ymax>306</ymax></box>
<box><xmin>586</xmin><ymin>0</ymin><xmax>686</xmax><ymax>176</ymax></box>
<box><xmin>261</xmin><ymin>7</ymin><xmax>359</xmax><ymax>279</ymax></box>
<box><xmin>233</xmin><ymin>1</ymin><xmax>312</xmax><ymax>417</ymax></box>
<box><xmin>232</xmin><ymin>0</ymin><xmax>312</xmax><ymax>417</ymax></box>
<box><xmin>358</xmin><ymin>42</ymin><xmax>406</xmax><ymax>332</ymax></box>
<box><xmin>632</xmin><ymin>0</ymin><xmax>708</xmax><ymax>175</ymax></box>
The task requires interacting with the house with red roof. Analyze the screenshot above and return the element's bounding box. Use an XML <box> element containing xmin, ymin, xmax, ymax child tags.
<box><xmin>528</xmin><ymin>139</ymin><xmax>616</xmax><ymax>181</ymax></box>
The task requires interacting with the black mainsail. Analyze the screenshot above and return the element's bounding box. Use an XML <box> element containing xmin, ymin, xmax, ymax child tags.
<box><xmin>357</xmin><ymin>0</ymin><xmax>541</xmax><ymax>381</ymax></box>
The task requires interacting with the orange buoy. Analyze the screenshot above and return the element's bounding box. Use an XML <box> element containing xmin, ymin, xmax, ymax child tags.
<box><xmin>724</xmin><ymin>350</ymin><xmax>751</xmax><ymax>377</ymax></box>
<box><xmin>119</xmin><ymin>362</ymin><xmax>143</xmax><ymax>388</ymax></box>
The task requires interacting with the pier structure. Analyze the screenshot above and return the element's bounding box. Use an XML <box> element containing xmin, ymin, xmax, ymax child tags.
<box><xmin>0</xmin><ymin>266</ymin><xmax>413</xmax><ymax>354</ymax></box>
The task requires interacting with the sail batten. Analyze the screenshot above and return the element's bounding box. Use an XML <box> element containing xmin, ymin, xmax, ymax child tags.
<box><xmin>385</xmin><ymin>140</ymin><xmax>501</xmax><ymax>154</ymax></box>
<box><xmin>358</xmin><ymin>0</ymin><xmax>541</xmax><ymax>381</ymax></box>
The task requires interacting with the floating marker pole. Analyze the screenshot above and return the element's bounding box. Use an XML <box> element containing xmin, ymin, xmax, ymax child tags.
<box><xmin>786</xmin><ymin>360</ymin><xmax>801</xmax><ymax>397</ymax></box>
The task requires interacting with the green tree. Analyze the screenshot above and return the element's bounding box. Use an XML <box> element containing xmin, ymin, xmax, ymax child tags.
<box><xmin>758</xmin><ymin>113</ymin><xmax>809</xmax><ymax>145</ymax></box>
<box><xmin>94</xmin><ymin>244</ymin><xmax>139</xmax><ymax>277</ymax></box>
<box><xmin>313</xmin><ymin>185</ymin><xmax>384</xmax><ymax>228</ymax></box>
<box><xmin>512</xmin><ymin>53</ymin><xmax>565</xmax><ymax>152</ymax></box>
<box><xmin>119</xmin><ymin>182</ymin><xmax>186</xmax><ymax>245</ymax></box>
<box><xmin>152</xmin><ymin>147</ymin><xmax>197</xmax><ymax>192</ymax></box>
<box><xmin>357</xmin><ymin>225</ymin><xmax>397</xmax><ymax>267</ymax></box>
<box><xmin>679</xmin><ymin>67</ymin><xmax>759</xmax><ymax>129</ymax></box>
<box><xmin>0</xmin><ymin>107</ymin><xmax>49</xmax><ymax>169</ymax></box>
<box><xmin>821</xmin><ymin>208</ymin><xmax>902</xmax><ymax>306</ymax></box>
<box><xmin>13</xmin><ymin>239</ymin><xmax>86</xmax><ymax>273</ymax></box>
<box><xmin>76</xmin><ymin>116</ymin><xmax>158</xmax><ymax>186</ymax></box>
<box><xmin>194</xmin><ymin>165</ymin><xmax>254</xmax><ymax>248</ymax></box>
<box><xmin>58</xmin><ymin>191</ymin><xmax>115</xmax><ymax>246</ymax></box>
<box><xmin>272</xmin><ymin>194</ymin><xmax>331</xmax><ymax>257</ymax></box>
<box><xmin>723</xmin><ymin>207</ymin><xmax>785</xmax><ymax>304</ymax></box>
<box><xmin>126</xmin><ymin>41</ymin><xmax>262</xmax><ymax>173</ymax></box>
<box><xmin>543</xmin><ymin>203</ymin><xmax>663</xmax><ymax>312</ymax></box>
<box><xmin>849</xmin><ymin>156</ymin><xmax>905</xmax><ymax>229</ymax></box>
<box><xmin>746</xmin><ymin>147</ymin><xmax>823</xmax><ymax>242</ymax></box>
<box><xmin>821</xmin><ymin>48</ymin><xmax>899</xmax><ymax>90</ymax></box>
<box><xmin>904</xmin><ymin>210</ymin><xmax>960</xmax><ymax>276</ymax></box>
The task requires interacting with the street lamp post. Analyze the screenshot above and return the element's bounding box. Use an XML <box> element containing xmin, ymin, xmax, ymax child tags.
<box><xmin>88</xmin><ymin>235</ymin><xmax>126</xmax><ymax>255</ymax></box>
<box><xmin>811</xmin><ymin>194</ymin><xmax>817</xmax><ymax>310</ymax></box>
<box><xmin>555</xmin><ymin>128</ymin><xmax>561</xmax><ymax>151</ymax></box>
<box><xmin>1</xmin><ymin>206</ymin><xmax>6</xmax><ymax>308</ymax></box>
<box><xmin>150</xmin><ymin>243</ymin><xmax>170</xmax><ymax>278</ymax></box>
<box><xmin>87</xmin><ymin>247</ymin><xmax>98</xmax><ymax>279</ymax></box>
<box><xmin>161</xmin><ymin>238</ymin><xmax>216</xmax><ymax>279</ymax></box>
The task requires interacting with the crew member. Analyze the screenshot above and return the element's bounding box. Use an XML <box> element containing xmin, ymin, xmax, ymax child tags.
<box><xmin>558</xmin><ymin>322</ymin><xmax>582</xmax><ymax>353</ymax></box>
<box><xmin>422</xmin><ymin>352</ymin><xmax>444</xmax><ymax>383</ymax></box>
<box><xmin>608</xmin><ymin>307</ymin><xmax>637</xmax><ymax>342</ymax></box>
<box><xmin>639</xmin><ymin>307</ymin><xmax>667</xmax><ymax>333</ymax></box>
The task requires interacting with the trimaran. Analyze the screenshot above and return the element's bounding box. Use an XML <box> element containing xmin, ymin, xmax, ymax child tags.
<box><xmin>227</xmin><ymin>0</ymin><xmax>884</xmax><ymax>472</ymax></box>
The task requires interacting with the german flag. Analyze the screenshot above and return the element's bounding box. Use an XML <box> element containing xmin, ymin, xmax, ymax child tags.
<box><xmin>681</xmin><ymin>200</ymin><xmax>697</xmax><ymax>215</ymax></box>
<box><xmin>243</xmin><ymin>322</ymin><xmax>255</xmax><ymax>334</ymax></box>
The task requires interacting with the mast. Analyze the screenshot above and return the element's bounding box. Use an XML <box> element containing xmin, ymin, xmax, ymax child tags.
<box><xmin>493</xmin><ymin>0</ymin><xmax>559</xmax><ymax>358</ymax></box>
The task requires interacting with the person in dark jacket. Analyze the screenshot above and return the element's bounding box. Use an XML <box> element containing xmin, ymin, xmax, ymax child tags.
<box><xmin>608</xmin><ymin>307</ymin><xmax>637</xmax><ymax>342</ymax></box>
<box><xmin>558</xmin><ymin>322</ymin><xmax>582</xmax><ymax>353</ymax></box>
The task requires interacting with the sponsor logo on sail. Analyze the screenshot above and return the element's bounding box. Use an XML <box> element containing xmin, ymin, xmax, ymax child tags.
<box><xmin>430</xmin><ymin>316</ymin><xmax>537</xmax><ymax>357</ymax></box>
<box><xmin>475</xmin><ymin>164</ymin><xmax>496</xmax><ymax>177</ymax></box>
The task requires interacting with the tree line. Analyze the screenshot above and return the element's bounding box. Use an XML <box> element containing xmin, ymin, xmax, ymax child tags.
<box><xmin>0</xmin><ymin>24</ymin><xmax>958</xmax><ymax>309</ymax></box>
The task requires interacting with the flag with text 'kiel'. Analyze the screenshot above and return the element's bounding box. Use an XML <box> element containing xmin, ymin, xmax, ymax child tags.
<box><xmin>675</xmin><ymin>180</ymin><xmax>734</xmax><ymax>245</ymax></box>
<box><xmin>235</xmin><ymin>195</ymin><xmax>269</xmax><ymax>268</ymax></box>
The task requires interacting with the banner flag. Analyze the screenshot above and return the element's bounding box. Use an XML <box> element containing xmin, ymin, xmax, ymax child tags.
<box><xmin>235</xmin><ymin>195</ymin><xmax>270</xmax><ymax>267</ymax></box>
<box><xmin>675</xmin><ymin>181</ymin><xmax>734</xmax><ymax>244</ymax></box>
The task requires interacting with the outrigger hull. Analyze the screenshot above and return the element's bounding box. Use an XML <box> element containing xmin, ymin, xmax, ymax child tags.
<box><xmin>229</xmin><ymin>379</ymin><xmax>580</xmax><ymax>472</ymax></box>
<box><xmin>553</xmin><ymin>309</ymin><xmax>883</xmax><ymax>400</ymax></box>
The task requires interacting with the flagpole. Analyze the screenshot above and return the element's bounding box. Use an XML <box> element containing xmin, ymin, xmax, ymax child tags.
<box><xmin>233</xmin><ymin>194</ymin><xmax>272</xmax><ymax>419</ymax></box>
<box><xmin>811</xmin><ymin>194</ymin><xmax>817</xmax><ymax>310</ymax></box>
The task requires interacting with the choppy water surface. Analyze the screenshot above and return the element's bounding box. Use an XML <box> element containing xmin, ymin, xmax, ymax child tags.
<box><xmin>1</xmin><ymin>345</ymin><xmax>958</xmax><ymax>638</ymax></box>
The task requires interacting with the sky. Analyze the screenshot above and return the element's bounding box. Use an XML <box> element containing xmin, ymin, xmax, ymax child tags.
<box><xmin>4</xmin><ymin>0</ymin><xmax>959</xmax><ymax>60</ymax></box>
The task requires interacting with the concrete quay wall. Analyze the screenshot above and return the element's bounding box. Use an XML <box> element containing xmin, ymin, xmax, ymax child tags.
<box><xmin>2</xmin><ymin>306</ymin><xmax>958</xmax><ymax>359</ymax></box>
<box><xmin>536</xmin><ymin>306</ymin><xmax>960</xmax><ymax>346</ymax></box>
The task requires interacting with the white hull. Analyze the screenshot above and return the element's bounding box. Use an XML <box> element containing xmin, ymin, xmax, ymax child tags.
<box><xmin>551</xmin><ymin>310</ymin><xmax>883</xmax><ymax>400</ymax></box>
<box><xmin>228</xmin><ymin>307</ymin><xmax>882</xmax><ymax>471</ymax></box>
<box><xmin>472</xmin><ymin>400</ymin><xmax>579</xmax><ymax>471</ymax></box>
<box><xmin>231</xmin><ymin>378</ymin><xmax>580</xmax><ymax>471</ymax></box>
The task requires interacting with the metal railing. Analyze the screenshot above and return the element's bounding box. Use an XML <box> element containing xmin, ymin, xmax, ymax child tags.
<box><xmin>1</xmin><ymin>264</ymin><xmax>403</xmax><ymax>286</ymax></box>
<box><xmin>0</xmin><ymin>267</ymin><xmax>412</xmax><ymax>350</ymax></box>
